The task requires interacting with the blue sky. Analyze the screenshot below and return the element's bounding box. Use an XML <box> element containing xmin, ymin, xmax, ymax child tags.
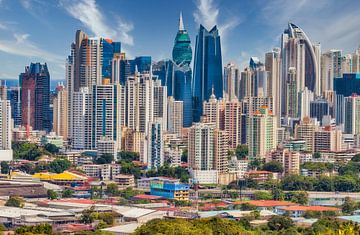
<box><xmin>0</xmin><ymin>0</ymin><xmax>360</xmax><ymax>81</ymax></box>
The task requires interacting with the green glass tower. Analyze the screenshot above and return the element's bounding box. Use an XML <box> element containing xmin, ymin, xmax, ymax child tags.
<box><xmin>172</xmin><ymin>12</ymin><xmax>192</xmax><ymax>66</ymax></box>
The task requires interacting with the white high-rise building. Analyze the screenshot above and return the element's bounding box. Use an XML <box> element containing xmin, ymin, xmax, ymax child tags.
<box><xmin>344</xmin><ymin>95</ymin><xmax>360</xmax><ymax>135</ymax></box>
<box><xmin>223</xmin><ymin>63</ymin><xmax>239</xmax><ymax>101</ymax></box>
<box><xmin>320</xmin><ymin>50</ymin><xmax>342</xmax><ymax>94</ymax></box>
<box><xmin>167</xmin><ymin>96</ymin><xmax>183</xmax><ymax>136</ymax></box>
<box><xmin>203</xmin><ymin>91</ymin><xmax>223</xmax><ymax>129</ymax></box>
<box><xmin>72</xmin><ymin>87</ymin><xmax>92</xmax><ymax>150</ymax></box>
<box><xmin>0</xmin><ymin>99</ymin><xmax>12</xmax><ymax>161</ymax></box>
<box><xmin>352</xmin><ymin>46</ymin><xmax>360</xmax><ymax>73</ymax></box>
<box><xmin>92</xmin><ymin>82</ymin><xmax>123</xmax><ymax>150</ymax></box>
<box><xmin>153</xmin><ymin>79</ymin><xmax>167</xmax><ymax>130</ymax></box>
<box><xmin>298</xmin><ymin>87</ymin><xmax>314</xmax><ymax>120</ymax></box>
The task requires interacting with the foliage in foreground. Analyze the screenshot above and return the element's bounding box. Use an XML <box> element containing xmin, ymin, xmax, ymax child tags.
<box><xmin>133</xmin><ymin>217</ymin><xmax>360</xmax><ymax>235</ymax></box>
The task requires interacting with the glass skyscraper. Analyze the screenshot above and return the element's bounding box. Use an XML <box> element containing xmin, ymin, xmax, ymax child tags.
<box><xmin>172</xmin><ymin>13</ymin><xmax>193</xmax><ymax>127</ymax></box>
<box><xmin>101</xmin><ymin>38</ymin><xmax>121</xmax><ymax>81</ymax></box>
<box><xmin>192</xmin><ymin>25</ymin><xmax>223</xmax><ymax>122</ymax></box>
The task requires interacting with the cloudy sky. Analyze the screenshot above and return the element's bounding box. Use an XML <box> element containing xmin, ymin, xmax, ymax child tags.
<box><xmin>0</xmin><ymin>0</ymin><xmax>359</xmax><ymax>81</ymax></box>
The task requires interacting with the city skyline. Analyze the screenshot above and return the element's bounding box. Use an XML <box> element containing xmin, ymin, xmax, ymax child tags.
<box><xmin>0</xmin><ymin>0</ymin><xmax>360</xmax><ymax>81</ymax></box>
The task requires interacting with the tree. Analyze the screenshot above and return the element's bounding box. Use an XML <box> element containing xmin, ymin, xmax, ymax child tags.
<box><xmin>271</xmin><ymin>186</ymin><xmax>285</xmax><ymax>201</ymax></box>
<box><xmin>262</xmin><ymin>161</ymin><xmax>284</xmax><ymax>173</ymax></box>
<box><xmin>313</xmin><ymin>152</ymin><xmax>321</xmax><ymax>159</ymax></box>
<box><xmin>5</xmin><ymin>196</ymin><xmax>24</xmax><ymax>208</ymax></box>
<box><xmin>267</xmin><ymin>215</ymin><xmax>294</xmax><ymax>231</ymax></box>
<box><xmin>249</xmin><ymin>158</ymin><xmax>263</xmax><ymax>170</ymax></box>
<box><xmin>15</xmin><ymin>224</ymin><xmax>54</xmax><ymax>235</ymax></box>
<box><xmin>118</xmin><ymin>151</ymin><xmax>139</xmax><ymax>162</ymax></box>
<box><xmin>47</xmin><ymin>189</ymin><xmax>58</xmax><ymax>200</ymax></box>
<box><xmin>286</xmin><ymin>191</ymin><xmax>308</xmax><ymax>205</ymax></box>
<box><xmin>48</xmin><ymin>158</ymin><xmax>71</xmax><ymax>173</ymax></box>
<box><xmin>0</xmin><ymin>161</ymin><xmax>9</xmax><ymax>174</ymax></box>
<box><xmin>334</xmin><ymin>175</ymin><xmax>358</xmax><ymax>192</ymax></box>
<box><xmin>119</xmin><ymin>187</ymin><xmax>141</xmax><ymax>200</ymax></box>
<box><xmin>62</xmin><ymin>188</ymin><xmax>74</xmax><ymax>198</ymax></box>
<box><xmin>281</xmin><ymin>175</ymin><xmax>314</xmax><ymax>191</ymax></box>
<box><xmin>351</xmin><ymin>153</ymin><xmax>360</xmax><ymax>162</ymax></box>
<box><xmin>106</xmin><ymin>183</ymin><xmax>119</xmax><ymax>196</ymax></box>
<box><xmin>235</xmin><ymin>145</ymin><xmax>248</xmax><ymax>160</ymax></box>
<box><xmin>12</xmin><ymin>142</ymin><xmax>43</xmax><ymax>160</ymax></box>
<box><xmin>313</xmin><ymin>176</ymin><xmax>334</xmax><ymax>192</ymax></box>
<box><xmin>254</xmin><ymin>191</ymin><xmax>272</xmax><ymax>200</ymax></box>
<box><xmin>342</xmin><ymin>197</ymin><xmax>358</xmax><ymax>215</ymax></box>
<box><xmin>338</xmin><ymin>162</ymin><xmax>360</xmax><ymax>177</ymax></box>
<box><xmin>94</xmin><ymin>154</ymin><xmax>114</xmax><ymax>164</ymax></box>
<box><xmin>44</xmin><ymin>143</ymin><xmax>59</xmax><ymax>154</ymax></box>
<box><xmin>181</xmin><ymin>149</ymin><xmax>188</xmax><ymax>162</ymax></box>
<box><xmin>81</xmin><ymin>206</ymin><xmax>95</xmax><ymax>224</ymax></box>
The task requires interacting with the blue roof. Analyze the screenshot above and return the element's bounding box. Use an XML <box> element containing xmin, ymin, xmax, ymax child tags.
<box><xmin>338</xmin><ymin>216</ymin><xmax>360</xmax><ymax>223</ymax></box>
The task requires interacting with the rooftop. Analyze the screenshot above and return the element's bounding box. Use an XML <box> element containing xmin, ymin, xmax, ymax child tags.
<box><xmin>232</xmin><ymin>200</ymin><xmax>296</xmax><ymax>207</ymax></box>
<box><xmin>282</xmin><ymin>205</ymin><xmax>340</xmax><ymax>212</ymax></box>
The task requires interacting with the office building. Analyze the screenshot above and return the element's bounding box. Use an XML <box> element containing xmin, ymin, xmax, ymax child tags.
<box><xmin>19</xmin><ymin>62</ymin><xmax>51</xmax><ymax>132</ymax></box>
<box><xmin>265</xmin><ymin>48</ymin><xmax>281</xmax><ymax>121</ymax></box>
<box><xmin>7</xmin><ymin>86</ymin><xmax>21</xmax><ymax>126</ymax></box>
<box><xmin>246</xmin><ymin>107</ymin><xmax>277</xmax><ymax>159</ymax></box>
<box><xmin>193</xmin><ymin>25</ymin><xmax>223</xmax><ymax>122</ymax></box>
<box><xmin>335</xmin><ymin>94</ymin><xmax>345</xmax><ymax>125</ymax></box>
<box><xmin>223</xmin><ymin>63</ymin><xmax>239</xmax><ymax>101</ymax></box>
<box><xmin>310</xmin><ymin>98</ymin><xmax>330</xmax><ymax>125</ymax></box>
<box><xmin>334</xmin><ymin>73</ymin><xmax>360</xmax><ymax>97</ymax></box>
<box><xmin>281</xmin><ymin>23</ymin><xmax>320</xmax><ymax>115</ymax></box>
<box><xmin>53</xmin><ymin>84</ymin><xmax>68</xmax><ymax>140</ymax></box>
<box><xmin>150</xmin><ymin>178</ymin><xmax>189</xmax><ymax>200</ymax></box>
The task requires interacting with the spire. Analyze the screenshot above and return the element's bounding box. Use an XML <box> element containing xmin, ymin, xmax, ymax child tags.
<box><xmin>179</xmin><ymin>12</ymin><xmax>184</xmax><ymax>31</ymax></box>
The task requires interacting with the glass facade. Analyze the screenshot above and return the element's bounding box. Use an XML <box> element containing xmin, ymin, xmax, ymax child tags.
<box><xmin>192</xmin><ymin>25</ymin><xmax>223</xmax><ymax>122</ymax></box>
<box><xmin>101</xmin><ymin>39</ymin><xmax>121</xmax><ymax>81</ymax></box>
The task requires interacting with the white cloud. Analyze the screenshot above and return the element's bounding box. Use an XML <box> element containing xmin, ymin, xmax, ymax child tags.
<box><xmin>0</xmin><ymin>33</ymin><xmax>63</xmax><ymax>64</ymax></box>
<box><xmin>62</xmin><ymin>0</ymin><xmax>134</xmax><ymax>46</ymax></box>
<box><xmin>193</xmin><ymin>0</ymin><xmax>241</xmax><ymax>56</ymax></box>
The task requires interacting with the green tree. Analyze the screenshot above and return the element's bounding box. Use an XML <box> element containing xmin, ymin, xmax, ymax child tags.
<box><xmin>106</xmin><ymin>183</ymin><xmax>119</xmax><ymax>196</ymax></box>
<box><xmin>262</xmin><ymin>161</ymin><xmax>284</xmax><ymax>173</ymax></box>
<box><xmin>334</xmin><ymin>175</ymin><xmax>358</xmax><ymax>192</ymax></box>
<box><xmin>341</xmin><ymin>197</ymin><xmax>358</xmax><ymax>215</ymax></box>
<box><xmin>62</xmin><ymin>188</ymin><xmax>74</xmax><ymax>198</ymax></box>
<box><xmin>267</xmin><ymin>215</ymin><xmax>294</xmax><ymax>231</ymax></box>
<box><xmin>286</xmin><ymin>191</ymin><xmax>308</xmax><ymax>205</ymax></box>
<box><xmin>351</xmin><ymin>153</ymin><xmax>360</xmax><ymax>162</ymax></box>
<box><xmin>119</xmin><ymin>187</ymin><xmax>141</xmax><ymax>200</ymax></box>
<box><xmin>271</xmin><ymin>186</ymin><xmax>285</xmax><ymax>201</ymax></box>
<box><xmin>313</xmin><ymin>176</ymin><xmax>334</xmax><ymax>191</ymax></box>
<box><xmin>338</xmin><ymin>162</ymin><xmax>360</xmax><ymax>177</ymax></box>
<box><xmin>81</xmin><ymin>206</ymin><xmax>95</xmax><ymax>224</ymax></box>
<box><xmin>15</xmin><ymin>224</ymin><xmax>54</xmax><ymax>235</ymax></box>
<box><xmin>94</xmin><ymin>154</ymin><xmax>114</xmax><ymax>164</ymax></box>
<box><xmin>254</xmin><ymin>191</ymin><xmax>272</xmax><ymax>200</ymax></box>
<box><xmin>0</xmin><ymin>161</ymin><xmax>9</xmax><ymax>174</ymax></box>
<box><xmin>12</xmin><ymin>142</ymin><xmax>43</xmax><ymax>160</ymax></box>
<box><xmin>313</xmin><ymin>152</ymin><xmax>321</xmax><ymax>159</ymax></box>
<box><xmin>48</xmin><ymin>159</ymin><xmax>71</xmax><ymax>173</ymax></box>
<box><xmin>5</xmin><ymin>196</ymin><xmax>24</xmax><ymax>208</ymax></box>
<box><xmin>44</xmin><ymin>143</ymin><xmax>59</xmax><ymax>154</ymax></box>
<box><xmin>118</xmin><ymin>151</ymin><xmax>139</xmax><ymax>162</ymax></box>
<box><xmin>249</xmin><ymin>158</ymin><xmax>263</xmax><ymax>170</ymax></box>
<box><xmin>47</xmin><ymin>189</ymin><xmax>58</xmax><ymax>200</ymax></box>
<box><xmin>235</xmin><ymin>145</ymin><xmax>248</xmax><ymax>160</ymax></box>
<box><xmin>181</xmin><ymin>149</ymin><xmax>188</xmax><ymax>162</ymax></box>
<box><xmin>281</xmin><ymin>175</ymin><xmax>314</xmax><ymax>191</ymax></box>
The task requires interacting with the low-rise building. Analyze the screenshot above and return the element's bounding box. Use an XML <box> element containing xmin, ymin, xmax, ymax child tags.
<box><xmin>114</xmin><ymin>174</ymin><xmax>135</xmax><ymax>189</ymax></box>
<box><xmin>80</xmin><ymin>164</ymin><xmax>121</xmax><ymax>181</ymax></box>
<box><xmin>278</xmin><ymin>205</ymin><xmax>340</xmax><ymax>217</ymax></box>
<box><xmin>150</xmin><ymin>178</ymin><xmax>189</xmax><ymax>200</ymax></box>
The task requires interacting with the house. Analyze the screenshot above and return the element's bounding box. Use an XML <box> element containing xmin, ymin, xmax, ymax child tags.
<box><xmin>278</xmin><ymin>205</ymin><xmax>340</xmax><ymax>217</ymax></box>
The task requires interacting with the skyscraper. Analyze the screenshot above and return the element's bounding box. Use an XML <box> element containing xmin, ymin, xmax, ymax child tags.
<box><xmin>0</xmin><ymin>99</ymin><xmax>12</xmax><ymax>160</ymax></box>
<box><xmin>281</xmin><ymin>23</ymin><xmax>320</xmax><ymax>115</ymax></box>
<box><xmin>294</xmin><ymin>117</ymin><xmax>319</xmax><ymax>153</ymax></box>
<box><xmin>53</xmin><ymin>84</ymin><xmax>68</xmax><ymax>140</ymax></box>
<box><xmin>19</xmin><ymin>62</ymin><xmax>51</xmax><ymax>132</ymax></box>
<box><xmin>310</xmin><ymin>98</ymin><xmax>330</xmax><ymax>125</ymax></box>
<box><xmin>147</xmin><ymin>120</ymin><xmax>164</xmax><ymax>170</ymax></box>
<box><xmin>344</xmin><ymin>95</ymin><xmax>360</xmax><ymax>134</ymax></box>
<box><xmin>172</xmin><ymin>13</ymin><xmax>193</xmax><ymax>127</ymax></box>
<box><xmin>247</xmin><ymin>107</ymin><xmax>277</xmax><ymax>159</ymax></box>
<box><xmin>167</xmin><ymin>96</ymin><xmax>183</xmax><ymax>136</ymax></box>
<box><xmin>265</xmin><ymin>48</ymin><xmax>281</xmax><ymax>121</ymax></box>
<box><xmin>320</xmin><ymin>50</ymin><xmax>342</xmax><ymax>94</ymax></box>
<box><xmin>7</xmin><ymin>86</ymin><xmax>21</xmax><ymax>126</ymax></box>
<box><xmin>193</xmin><ymin>25</ymin><xmax>223</xmax><ymax>122</ymax></box>
<box><xmin>286</xmin><ymin>67</ymin><xmax>298</xmax><ymax>118</ymax></box>
<box><xmin>223</xmin><ymin>63</ymin><xmax>239</xmax><ymax>101</ymax></box>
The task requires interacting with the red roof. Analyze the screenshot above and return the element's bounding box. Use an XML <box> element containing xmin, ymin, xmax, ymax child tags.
<box><xmin>156</xmin><ymin>207</ymin><xmax>178</xmax><ymax>212</ymax></box>
<box><xmin>56</xmin><ymin>224</ymin><xmax>93</xmax><ymax>232</ymax></box>
<box><xmin>232</xmin><ymin>200</ymin><xmax>296</xmax><ymax>207</ymax></box>
<box><xmin>281</xmin><ymin>205</ymin><xmax>340</xmax><ymax>212</ymax></box>
<box><xmin>132</xmin><ymin>194</ymin><xmax>164</xmax><ymax>200</ymax></box>
<box><xmin>39</xmin><ymin>198</ymin><xmax>96</xmax><ymax>206</ymax></box>
<box><xmin>247</xmin><ymin>170</ymin><xmax>272</xmax><ymax>174</ymax></box>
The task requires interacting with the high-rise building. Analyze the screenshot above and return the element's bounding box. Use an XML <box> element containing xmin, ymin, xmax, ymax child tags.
<box><xmin>202</xmin><ymin>91</ymin><xmax>224</xmax><ymax>129</ymax></box>
<box><xmin>265</xmin><ymin>48</ymin><xmax>281</xmax><ymax>121</ymax></box>
<box><xmin>320</xmin><ymin>50</ymin><xmax>342</xmax><ymax>94</ymax></box>
<box><xmin>352</xmin><ymin>47</ymin><xmax>360</xmax><ymax>73</ymax></box>
<box><xmin>286</xmin><ymin>67</ymin><xmax>298</xmax><ymax>118</ymax></box>
<box><xmin>335</xmin><ymin>94</ymin><xmax>345</xmax><ymax>125</ymax></box>
<box><xmin>0</xmin><ymin>99</ymin><xmax>12</xmax><ymax>160</ymax></box>
<box><xmin>224</xmin><ymin>99</ymin><xmax>242</xmax><ymax>149</ymax></box>
<box><xmin>242</xmin><ymin>96</ymin><xmax>273</xmax><ymax>115</ymax></box>
<box><xmin>213</xmin><ymin>129</ymin><xmax>229</xmax><ymax>173</ymax></box>
<box><xmin>246</xmin><ymin>107</ymin><xmax>277</xmax><ymax>159</ymax></box>
<box><xmin>53</xmin><ymin>84</ymin><xmax>68</xmax><ymax>140</ymax></box>
<box><xmin>344</xmin><ymin>95</ymin><xmax>360</xmax><ymax>134</ymax></box>
<box><xmin>92</xmin><ymin>82</ymin><xmax>123</xmax><ymax>150</ymax></box>
<box><xmin>193</xmin><ymin>25</ymin><xmax>223</xmax><ymax>122</ymax></box>
<box><xmin>72</xmin><ymin>87</ymin><xmax>92</xmax><ymax>150</ymax></box>
<box><xmin>310</xmin><ymin>98</ymin><xmax>330</xmax><ymax>125</ymax></box>
<box><xmin>334</xmin><ymin>73</ymin><xmax>360</xmax><ymax>97</ymax></box>
<box><xmin>167</xmin><ymin>96</ymin><xmax>183</xmax><ymax>136</ymax></box>
<box><xmin>298</xmin><ymin>87</ymin><xmax>314</xmax><ymax>120</ymax></box>
<box><xmin>314</xmin><ymin>126</ymin><xmax>342</xmax><ymax>152</ymax></box>
<box><xmin>147</xmin><ymin>120</ymin><xmax>164</xmax><ymax>170</ymax></box>
<box><xmin>7</xmin><ymin>86</ymin><xmax>21</xmax><ymax>126</ymax></box>
<box><xmin>0</xmin><ymin>80</ymin><xmax>6</xmax><ymax>100</ymax></box>
<box><xmin>153</xmin><ymin>80</ymin><xmax>168</xmax><ymax>130</ymax></box>
<box><xmin>19</xmin><ymin>62</ymin><xmax>51</xmax><ymax>132</ymax></box>
<box><xmin>223</xmin><ymin>63</ymin><xmax>239</xmax><ymax>101</ymax></box>
<box><xmin>294</xmin><ymin>117</ymin><xmax>320</xmax><ymax>153</ymax></box>
<box><xmin>267</xmin><ymin>149</ymin><xmax>300</xmax><ymax>176</ymax></box>
<box><xmin>281</xmin><ymin>23</ymin><xmax>320</xmax><ymax>115</ymax></box>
